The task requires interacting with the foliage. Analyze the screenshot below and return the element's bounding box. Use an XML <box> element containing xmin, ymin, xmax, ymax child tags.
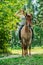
<box><xmin>0</xmin><ymin>0</ymin><xmax>27</xmax><ymax>52</ymax></box>
<box><xmin>0</xmin><ymin>0</ymin><xmax>43</xmax><ymax>52</ymax></box>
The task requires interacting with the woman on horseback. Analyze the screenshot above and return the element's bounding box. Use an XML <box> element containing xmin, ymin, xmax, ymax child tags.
<box><xmin>15</xmin><ymin>10</ymin><xmax>33</xmax><ymax>40</ymax></box>
<box><xmin>15</xmin><ymin>9</ymin><xmax>34</xmax><ymax>56</ymax></box>
<box><xmin>15</xmin><ymin>9</ymin><xmax>26</xmax><ymax>40</ymax></box>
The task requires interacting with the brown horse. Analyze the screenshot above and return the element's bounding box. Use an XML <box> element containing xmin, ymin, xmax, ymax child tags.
<box><xmin>19</xmin><ymin>13</ymin><xmax>33</xmax><ymax>56</ymax></box>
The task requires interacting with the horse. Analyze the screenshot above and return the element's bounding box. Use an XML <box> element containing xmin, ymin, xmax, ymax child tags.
<box><xmin>19</xmin><ymin>13</ymin><xmax>33</xmax><ymax>56</ymax></box>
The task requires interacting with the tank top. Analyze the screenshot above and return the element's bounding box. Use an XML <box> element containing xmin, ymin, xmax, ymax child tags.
<box><xmin>19</xmin><ymin>15</ymin><xmax>26</xmax><ymax>25</ymax></box>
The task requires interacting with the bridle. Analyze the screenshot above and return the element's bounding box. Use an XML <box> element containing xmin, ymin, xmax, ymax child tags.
<box><xmin>25</xmin><ymin>13</ymin><xmax>32</xmax><ymax>27</ymax></box>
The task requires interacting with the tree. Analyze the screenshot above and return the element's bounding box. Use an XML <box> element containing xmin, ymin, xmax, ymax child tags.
<box><xmin>0</xmin><ymin>0</ymin><xmax>27</xmax><ymax>52</ymax></box>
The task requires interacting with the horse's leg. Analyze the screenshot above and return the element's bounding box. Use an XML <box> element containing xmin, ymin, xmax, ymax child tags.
<box><xmin>29</xmin><ymin>39</ymin><xmax>32</xmax><ymax>55</ymax></box>
<box><xmin>21</xmin><ymin>40</ymin><xmax>25</xmax><ymax>56</ymax></box>
<box><xmin>23</xmin><ymin>44</ymin><xmax>28</xmax><ymax>56</ymax></box>
<box><xmin>22</xmin><ymin>39</ymin><xmax>28</xmax><ymax>56</ymax></box>
<box><xmin>22</xmin><ymin>45</ymin><xmax>28</xmax><ymax>56</ymax></box>
<box><xmin>29</xmin><ymin>44</ymin><xmax>31</xmax><ymax>55</ymax></box>
<box><xmin>22</xmin><ymin>46</ymin><xmax>23</xmax><ymax>56</ymax></box>
<box><xmin>21</xmin><ymin>39</ymin><xmax>25</xmax><ymax>56</ymax></box>
<box><xmin>24</xmin><ymin>47</ymin><xmax>28</xmax><ymax>55</ymax></box>
<box><xmin>22</xmin><ymin>45</ymin><xmax>24</xmax><ymax>56</ymax></box>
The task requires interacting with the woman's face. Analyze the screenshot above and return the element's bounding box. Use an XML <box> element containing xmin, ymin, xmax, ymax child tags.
<box><xmin>20</xmin><ymin>10</ymin><xmax>24</xmax><ymax>15</ymax></box>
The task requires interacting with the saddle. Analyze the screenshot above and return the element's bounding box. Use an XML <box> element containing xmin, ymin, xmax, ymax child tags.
<box><xmin>19</xmin><ymin>25</ymin><xmax>24</xmax><ymax>40</ymax></box>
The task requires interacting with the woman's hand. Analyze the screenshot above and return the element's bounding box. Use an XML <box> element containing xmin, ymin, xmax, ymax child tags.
<box><xmin>14</xmin><ymin>13</ymin><xmax>21</xmax><ymax>18</ymax></box>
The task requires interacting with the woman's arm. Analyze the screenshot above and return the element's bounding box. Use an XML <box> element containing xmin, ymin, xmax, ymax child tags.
<box><xmin>14</xmin><ymin>10</ymin><xmax>22</xmax><ymax>18</ymax></box>
<box><xmin>14</xmin><ymin>9</ymin><xmax>25</xmax><ymax>18</ymax></box>
<box><xmin>14</xmin><ymin>13</ymin><xmax>21</xmax><ymax>18</ymax></box>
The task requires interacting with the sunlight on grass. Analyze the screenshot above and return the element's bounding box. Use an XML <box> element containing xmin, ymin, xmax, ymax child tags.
<box><xmin>8</xmin><ymin>47</ymin><xmax>43</xmax><ymax>55</ymax></box>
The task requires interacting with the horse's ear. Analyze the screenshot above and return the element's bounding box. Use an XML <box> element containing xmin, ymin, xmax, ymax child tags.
<box><xmin>25</xmin><ymin>13</ymin><xmax>27</xmax><ymax>18</ymax></box>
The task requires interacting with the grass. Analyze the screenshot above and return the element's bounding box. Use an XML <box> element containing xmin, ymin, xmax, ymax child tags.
<box><xmin>0</xmin><ymin>47</ymin><xmax>43</xmax><ymax>58</ymax></box>
<box><xmin>0</xmin><ymin>47</ymin><xmax>43</xmax><ymax>65</ymax></box>
<box><xmin>8</xmin><ymin>47</ymin><xmax>43</xmax><ymax>55</ymax></box>
<box><xmin>0</xmin><ymin>54</ymin><xmax>43</xmax><ymax>65</ymax></box>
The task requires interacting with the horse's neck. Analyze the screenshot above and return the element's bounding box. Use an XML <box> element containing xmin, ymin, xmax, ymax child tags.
<box><xmin>25</xmin><ymin>25</ymin><xmax>30</xmax><ymax>32</ymax></box>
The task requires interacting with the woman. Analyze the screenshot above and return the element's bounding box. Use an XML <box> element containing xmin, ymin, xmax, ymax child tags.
<box><xmin>15</xmin><ymin>9</ymin><xmax>26</xmax><ymax>40</ymax></box>
<box><xmin>15</xmin><ymin>9</ymin><xmax>26</xmax><ymax>25</ymax></box>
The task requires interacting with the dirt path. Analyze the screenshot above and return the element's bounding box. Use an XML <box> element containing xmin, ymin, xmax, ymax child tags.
<box><xmin>0</xmin><ymin>55</ymin><xmax>22</xmax><ymax>60</ymax></box>
<box><xmin>0</xmin><ymin>51</ymin><xmax>43</xmax><ymax>60</ymax></box>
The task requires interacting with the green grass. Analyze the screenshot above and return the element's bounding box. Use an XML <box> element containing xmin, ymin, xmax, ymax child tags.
<box><xmin>8</xmin><ymin>47</ymin><xmax>43</xmax><ymax>54</ymax></box>
<box><xmin>0</xmin><ymin>54</ymin><xmax>43</xmax><ymax>65</ymax></box>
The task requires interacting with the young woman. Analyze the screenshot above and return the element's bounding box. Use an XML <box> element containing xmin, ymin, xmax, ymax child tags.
<box><xmin>15</xmin><ymin>10</ymin><xmax>26</xmax><ymax>40</ymax></box>
<box><xmin>15</xmin><ymin>9</ymin><xmax>26</xmax><ymax>25</ymax></box>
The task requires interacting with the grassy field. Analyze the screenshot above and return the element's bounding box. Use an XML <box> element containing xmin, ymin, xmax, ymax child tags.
<box><xmin>9</xmin><ymin>47</ymin><xmax>43</xmax><ymax>55</ymax></box>
<box><xmin>0</xmin><ymin>54</ymin><xmax>43</xmax><ymax>65</ymax></box>
<box><xmin>0</xmin><ymin>47</ymin><xmax>43</xmax><ymax>58</ymax></box>
<box><xmin>0</xmin><ymin>47</ymin><xmax>43</xmax><ymax>65</ymax></box>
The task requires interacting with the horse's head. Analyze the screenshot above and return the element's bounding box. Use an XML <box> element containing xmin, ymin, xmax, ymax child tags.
<box><xmin>25</xmin><ymin>13</ymin><xmax>32</xmax><ymax>27</ymax></box>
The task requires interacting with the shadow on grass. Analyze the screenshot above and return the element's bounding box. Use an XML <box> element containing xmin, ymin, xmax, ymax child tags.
<box><xmin>0</xmin><ymin>54</ymin><xmax>43</xmax><ymax>65</ymax></box>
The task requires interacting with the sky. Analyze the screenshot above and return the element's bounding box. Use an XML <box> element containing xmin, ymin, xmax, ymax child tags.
<box><xmin>32</xmin><ymin>0</ymin><xmax>36</xmax><ymax>4</ymax></box>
